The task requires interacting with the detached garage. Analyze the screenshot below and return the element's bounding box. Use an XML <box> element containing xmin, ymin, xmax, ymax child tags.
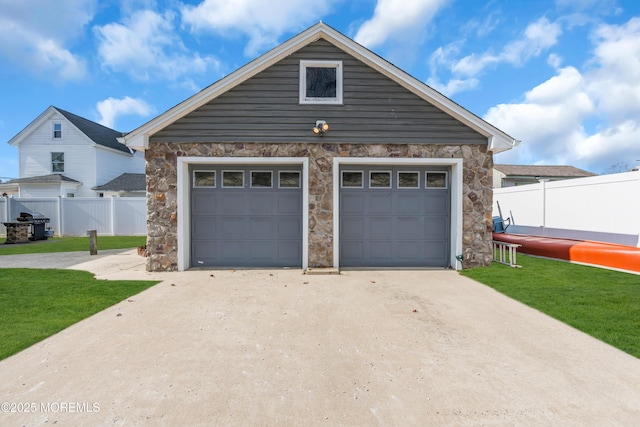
<box><xmin>122</xmin><ymin>23</ymin><xmax>518</xmax><ymax>272</ymax></box>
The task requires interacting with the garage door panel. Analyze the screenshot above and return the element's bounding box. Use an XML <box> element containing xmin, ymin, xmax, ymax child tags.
<box><xmin>397</xmin><ymin>193</ymin><xmax>421</xmax><ymax>214</ymax></box>
<box><xmin>278</xmin><ymin>241</ymin><xmax>301</xmax><ymax>260</ymax></box>
<box><xmin>278</xmin><ymin>217</ymin><xmax>301</xmax><ymax>238</ymax></box>
<box><xmin>220</xmin><ymin>193</ymin><xmax>245</xmax><ymax>214</ymax></box>
<box><xmin>341</xmin><ymin>194</ymin><xmax>364</xmax><ymax>213</ymax></box>
<box><xmin>193</xmin><ymin>216</ymin><xmax>216</xmax><ymax>238</ymax></box>
<box><xmin>425</xmin><ymin>193</ymin><xmax>448</xmax><ymax>214</ymax></box>
<box><xmin>219</xmin><ymin>241</ymin><xmax>245</xmax><ymax>261</ymax></box>
<box><xmin>369</xmin><ymin>193</ymin><xmax>393</xmax><ymax>213</ymax></box>
<box><xmin>249</xmin><ymin>194</ymin><xmax>274</xmax><ymax>213</ymax></box>
<box><xmin>396</xmin><ymin>216</ymin><xmax>422</xmax><ymax>238</ymax></box>
<box><xmin>193</xmin><ymin>192</ymin><xmax>217</xmax><ymax>214</ymax></box>
<box><xmin>424</xmin><ymin>241</ymin><xmax>448</xmax><ymax>261</ymax></box>
<box><xmin>341</xmin><ymin>241</ymin><xmax>364</xmax><ymax>261</ymax></box>
<box><xmin>369</xmin><ymin>241</ymin><xmax>392</xmax><ymax>260</ymax></box>
<box><xmin>425</xmin><ymin>217</ymin><xmax>448</xmax><ymax>238</ymax></box>
<box><xmin>278</xmin><ymin>193</ymin><xmax>302</xmax><ymax>214</ymax></box>
<box><xmin>368</xmin><ymin>217</ymin><xmax>392</xmax><ymax>238</ymax></box>
<box><xmin>218</xmin><ymin>217</ymin><xmax>244</xmax><ymax>238</ymax></box>
<box><xmin>341</xmin><ymin>217</ymin><xmax>364</xmax><ymax>238</ymax></box>
<box><xmin>192</xmin><ymin>240</ymin><xmax>216</xmax><ymax>261</ymax></box>
<box><xmin>394</xmin><ymin>241</ymin><xmax>422</xmax><ymax>260</ymax></box>
<box><xmin>249</xmin><ymin>217</ymin><xmax>273</xmax><ymax>238</ymax></box>
<box><xmin>191</xmin><ymin>165</ymin><xmax>302</xmax><ymax>267</ymax></box>
<box><xmin>250</xmin><ymin>241</ymin><xmax>273</xmax><ymax>260</ymax></box>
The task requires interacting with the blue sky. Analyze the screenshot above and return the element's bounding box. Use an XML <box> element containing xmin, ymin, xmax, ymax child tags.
<box><xmin>1</xmin><ymin>0</ymin><xmax>639</xmax><ymax>181</ymax></box>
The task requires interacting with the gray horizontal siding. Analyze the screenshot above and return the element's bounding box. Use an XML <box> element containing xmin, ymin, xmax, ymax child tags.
<box><xmin>150</xmin><ymin>40</ymin><xmax>486</xmax><ymax>145</ymax></box>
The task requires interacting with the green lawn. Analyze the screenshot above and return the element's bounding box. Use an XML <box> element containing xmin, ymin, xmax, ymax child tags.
<box><xmin>0</xmin><ymin>236</ymin><xmax>146</xmax><ymax>255</ymax></box>
<box><xmin>461</xmin><ymin>255</ymin><xmax>640</xmax><ymax>358</ymax></box>
<box><xmin>0</xmin><ymin>269</ymin><xmax>158</xmax><ymax>360</ymax></box>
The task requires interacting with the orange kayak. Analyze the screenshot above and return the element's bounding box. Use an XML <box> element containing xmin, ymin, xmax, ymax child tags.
<box><xmin>493</xmin><ymin>233</ymin><xmax>640</xmax><ymax>273</ymax></box>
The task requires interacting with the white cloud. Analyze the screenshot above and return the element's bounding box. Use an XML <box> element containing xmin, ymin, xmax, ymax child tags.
<box><xmin>490</xmin><ymin>18</ymin><xmax>640</xmax><ymax>173</ymax></box>
<box><xmin>428</xmin><ymin>17</ymin><xmax>561</xmax><ymax>96</ymax></box>
<box><xmin>427</xmin><ymin>76</ymin><xmax>479</xmax><ymax>97</ymax></box>
<box><xmin>95</xmin><ymin>9</ymin><xmax>220</xmax><ymax>81</ymax></box>
<box><xmin>354</xmin><ymin>0</ymin><xmax>449</xmax><ymax>48</ymax></box>
<box><xmin>181</xmin><ymin>0</ymin><xmax>336</xmax><ymax>57</ymax></box>
<box><xmin>96</xmin><ymin>97</ymin><xmax>154</xmax><ymax>129</ymax></box>
<box><xmin>455</xmin><ymin>17</ymin><xmax>562</xmax><ymax>77</ymax></box>
<box><xmin>586</xmin><ymin>17</ymin><xmax>640</xmax><ymax>121</ymax></box>
<box><xmin>0</xmin><ymin>0</ymin><xmax>94</xmax><ymax>81</ymax></box>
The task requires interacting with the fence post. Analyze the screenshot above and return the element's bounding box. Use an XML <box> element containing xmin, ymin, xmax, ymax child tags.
<box><xmin>57</xmin><ymin>196</ymin><xmax>63</xmax><ymax>237</ymax></box>
<box><xmin>111</xmin><ymin>196</ymin><xmax>116</xmax><ymax>236</ymax></box>
<box><xmin>88</xmin><ymin>229</ymin><xmax>98</xmax><ymax>255</ymax></box>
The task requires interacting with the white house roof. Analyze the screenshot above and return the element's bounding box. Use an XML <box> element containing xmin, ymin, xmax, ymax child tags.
<box><xmin>8</xmin><ymin>106</ymin><xmax>133</xmax><ymax>155</ymax></box>
<box><xmin>122</xmin><ymin>22</ymin><xmax>519</xmax><ymax>153</ymax></box>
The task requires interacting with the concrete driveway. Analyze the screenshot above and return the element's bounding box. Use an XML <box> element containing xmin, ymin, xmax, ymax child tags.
<box><xmin>1</xmin><ymin>251</ymin><xmax>640</xmax><ymax>426</ymax></box>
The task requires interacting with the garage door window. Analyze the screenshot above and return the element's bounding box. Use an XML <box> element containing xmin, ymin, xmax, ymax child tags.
<box><xmin>251</xmin><ymin>171</ymin><xmax>272</xmax><ymax>188</ymax></box>
<box><xmin>369</xmin><ymin>171</ymin><xmax>391</xmax><ymax>188</ymax></box>
<box><xmin>279</xmin><ymin>171</ymin><xmax>301</xmax><ymax>188</ymax></box>
<box><xmin>223</xmin><ymin>171</ymin><xmax>244</xmax><ymax>187</ymax></box>
<box><xmin>398</xmin><ymin>171</ymin><xmax>419</xmax><ymax>189</ymax></box>
<box><xmin>426</xmin><ymin>171</ymin><xmax>448</xmax><ymax>189</ymax></box>
<box><xmin>341</xmin><ymin>171</ymin><xmax>363</xmax><ymax>188</ymax></box>
<box><xmin>193</xmin><ymin>171</ymin><xmax>216</xmax><ymax>187</ymax></box>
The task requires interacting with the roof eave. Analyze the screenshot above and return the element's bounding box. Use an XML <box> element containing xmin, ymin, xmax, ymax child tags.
<box><xmin>122</xmin><ymin>22</ymin><xmax>519</xmax><ymax>151</ymax></box>
<box><xmin>488</xmin><ymin>135</ymin><xmax>521</xmax><ymax>154</ymax></box>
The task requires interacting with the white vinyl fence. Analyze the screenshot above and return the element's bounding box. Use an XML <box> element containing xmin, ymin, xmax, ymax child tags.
<box><xmin>0</xmin><ymin>197</ymin><xmax>146</xmax><ymax>237</ymax></box>
<box><xmin>493</xmin><ymin>170</ymin><xmax>640</xmax><ymax>247</ymax></box>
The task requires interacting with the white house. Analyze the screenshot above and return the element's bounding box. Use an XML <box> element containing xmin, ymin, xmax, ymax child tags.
<box><xmin>1</xmin><ymin>106</ymin><xmax>144</xmax><ymax>198</ymax></box>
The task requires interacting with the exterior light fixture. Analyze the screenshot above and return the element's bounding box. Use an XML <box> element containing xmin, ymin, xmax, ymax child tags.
<box><xmin>312</xmin><ymin>120</ymin><xmax>330</xmax><ymax>136</ymax></box>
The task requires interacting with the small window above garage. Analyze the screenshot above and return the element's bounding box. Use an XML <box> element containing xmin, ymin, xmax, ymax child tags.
<box><xmin>300</xmin><ymin>60</ymin><xmax>343</xmax><ymax>104</ymax></box>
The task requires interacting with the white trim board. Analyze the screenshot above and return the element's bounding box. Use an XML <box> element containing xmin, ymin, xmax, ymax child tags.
<box><xmin>176</xmin><ymin>157</ymin><xmax>309</xmax><ymax>271</ymax></box>
<box><xmin>332</xmin><ymin>157</ymin><xmax>464</xmax><ymax>270</ymax></box>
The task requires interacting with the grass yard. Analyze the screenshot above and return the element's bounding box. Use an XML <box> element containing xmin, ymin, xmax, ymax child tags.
<box><xmin>0</xmin><ymin>236</ymin><xmax>146</xmax><ymax>255</ymax></box>
<box><xmin>0</xmin><ymin>269</ymin><xmax>158</xmax><ymax>360</ymax></box>
<box><xmin>461</xmin><ymin>254</ymin><xmax>640</xmax><ymax>359</ymax></box>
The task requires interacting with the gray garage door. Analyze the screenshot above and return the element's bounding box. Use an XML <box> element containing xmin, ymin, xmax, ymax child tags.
<box><xmin>190</xmin><ymin>165</ymin><xmax>302</xmax><ymax>267</ymax></box>
<box><xmin>339</xmin><ymin>165</ymin><xmax>450</xmax><ymax>267</ymax></box>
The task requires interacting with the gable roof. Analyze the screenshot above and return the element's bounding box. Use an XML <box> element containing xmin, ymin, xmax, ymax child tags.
<box><xmin>122</xmin><ymin>22</ymin><xmax>519</xmax><ymax>153</ymax></box>
<box><xmin>92</xmin><ymin>173</ymin><xmax>145</xmax><ymax>192</ymax></box>
<box><xmin>493</xmin><ymin>164</ymin><xmax>597</xmax><ymax>178</ymax></box>
<box><xmin>6</xmin><ymin>174</ymin><xmax>81</xmax><ymax>184</ymax></box>
<box><xmin>8</xmin><ymin>106</ymin><xmax>132</xmax><ymax>155</ymax></box>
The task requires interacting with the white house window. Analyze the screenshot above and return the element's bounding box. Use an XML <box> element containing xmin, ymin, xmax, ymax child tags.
<box><xmin>300</xmin><ymin>60</ymin><xmax>343</xmax><ymax>104</ymax></box>
<box><xmin>53</xmin><ymin>122</ymin><xmax>62</xmax><ymax>139</ymax></box>
<box><xmin>51</xmin><ymin>152</ymin><xmax>64</xmax><ymax>173</ymax></box>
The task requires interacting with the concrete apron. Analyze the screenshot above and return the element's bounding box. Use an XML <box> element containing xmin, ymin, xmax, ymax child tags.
<box><xmin>1</xmin><ymin>258</ymin><xmax>640</xmax><ymax>425</ymax></box>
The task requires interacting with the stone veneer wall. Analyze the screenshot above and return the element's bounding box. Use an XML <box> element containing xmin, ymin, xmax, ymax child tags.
<box><xmin>145</xmin><ymin>142</ymin><xmax>493</xmax><ymax>271</ymax></box>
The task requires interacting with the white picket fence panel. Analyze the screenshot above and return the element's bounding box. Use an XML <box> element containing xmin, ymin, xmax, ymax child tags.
<box><xmin>494</xmin><ymin>170</ymin><xmax>640</xmax><ymax>247</ymax></box>
<box><xmin>1</xmin><ymin>197</ymin><xmax>146</xmax><ymax>237</ymax></box>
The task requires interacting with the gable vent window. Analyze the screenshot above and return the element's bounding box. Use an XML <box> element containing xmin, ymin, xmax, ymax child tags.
<box><xmin>52</xmin><ymin>152</ymin><xmax>64</xmax><ymax>173</ymax></box>
<box><xmin>53</xmin><ymin>122</ymin><xmax>62</xmax><ymax>139</ymax></box>
<box><xmin>300</xmin><ymin>60</ymin><xmax>343</xmax><ymax>104</ymax></box>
